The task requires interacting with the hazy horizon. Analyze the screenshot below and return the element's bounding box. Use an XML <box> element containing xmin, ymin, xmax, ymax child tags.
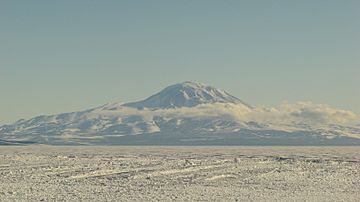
<box><xmin>1</xmin><ymin>0</ymin><xmax>359</xmax><ymax>124</ymax></box>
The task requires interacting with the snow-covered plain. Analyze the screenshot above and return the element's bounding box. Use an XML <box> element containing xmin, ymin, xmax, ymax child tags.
<box><xmin>0</xmin><ymin>146</ymin><xmax>359</xmax><ymax>201</ymax></box>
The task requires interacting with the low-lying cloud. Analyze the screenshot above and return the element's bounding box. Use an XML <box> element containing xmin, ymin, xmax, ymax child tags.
<box><xmin>99</xmin><ymin>101</ymin><xmax>359</xmax><ymax>125</ymax></box>
<box><xmin>248</xmin><ymin>102</ymin><xmax>358</xmax><ymax>125</ymax></box>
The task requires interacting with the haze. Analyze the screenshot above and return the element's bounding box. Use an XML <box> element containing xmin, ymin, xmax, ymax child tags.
<box><xmin>1</xmin><ymin>0</ymin><xmax>359</xmax><ymax>124</ymax></box>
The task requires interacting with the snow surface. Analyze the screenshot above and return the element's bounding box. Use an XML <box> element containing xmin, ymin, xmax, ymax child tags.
<box><xmin>0</xmin><ymin>146</ymin><xmax>359</xmax><ymax>201</ymax></box>
<box><xmin>123</xmin><ymin>81</ymin><xmax>252</xmax><ymax>109</ymax></box>
<box><xmin>0</xmin><ymin>82</ymin><xmax>359</xmax><ymax>145</ymax></box>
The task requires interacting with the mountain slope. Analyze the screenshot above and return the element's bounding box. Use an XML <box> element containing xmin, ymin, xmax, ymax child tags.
<box><xmin>123</xmin><ymin>81</ymin><xmax>251</xmax><ymax>109</ymax></box>
<box><xmin>0</xmin><ymin>82</ymin><xmax>359</xmax><ymax>145</ymax></box>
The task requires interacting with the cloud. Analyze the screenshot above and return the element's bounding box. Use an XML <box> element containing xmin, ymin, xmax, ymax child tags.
<box><xmin>247</xmin><ymin>101</ymin><xmax>359</xmax><ymax>125</ymax></box>
<box><xmin>97</xmin><ymin>101</ymin><xmax>359</xmax><ymax>125</ymax></box>
<box><xmin>157</xmin><ymin>103</ymin><xmax>251</xmax><ymax>121</ymax></box>
<box><xmin>99</xmin><ymin>103</ymin><xmax>251</xmax><ymax>122</ymax></box>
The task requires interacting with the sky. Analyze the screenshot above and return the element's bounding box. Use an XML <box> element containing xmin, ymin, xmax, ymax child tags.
<box><xmin>1</xmin><ymin>0</ymin><xmax>359</xmax><ymax>124</ymax></box>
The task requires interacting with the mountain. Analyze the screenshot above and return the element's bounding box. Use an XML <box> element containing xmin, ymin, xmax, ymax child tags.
<box><xmin>1</xmin><ymin>81</ymin><xmax>360</xmax><ymax>145</ymax></box>
<box><xmin>123</xmin><ymin>81</ymin><xmax>251</xmax><ymax>109</ymax></box>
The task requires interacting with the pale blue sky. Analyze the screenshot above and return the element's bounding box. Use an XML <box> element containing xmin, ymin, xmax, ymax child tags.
<box><xmin>1</xmin><ymin>0</ymin><xmax>359</xmax><ymax>124</ymax></box>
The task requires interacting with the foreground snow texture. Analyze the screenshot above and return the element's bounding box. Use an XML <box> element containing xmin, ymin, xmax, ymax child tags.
<box><xmin>0</xmin><ymin>146</ymin><xmax>359</xmax><ymax>201</ymax></box>
<box><xmin>1</xmin><ymin>82</ymin><xmax>360</xmax><ymax>145</ymax></box>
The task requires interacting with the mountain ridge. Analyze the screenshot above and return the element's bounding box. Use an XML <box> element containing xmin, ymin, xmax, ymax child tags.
<box><xmin>1</xmin><ymin>81</ymin><xmax>359</xmax><ymax>145</ymax></box>
<box><xmin>123</xmin><ymin>81</ymin><xmax>251</xmax><ymax>109</ymax></box>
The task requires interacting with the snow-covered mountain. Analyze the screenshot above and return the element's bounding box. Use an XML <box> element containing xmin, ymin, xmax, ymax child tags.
<box><xmin>124</xmin><ymin>81</ymin><xmax>251</xmax><ymax>109</ymax></box>
<box><xmin>1</xmin><ymin>81</ymin><xmax>359</xmax><ymax>145</ymax></box>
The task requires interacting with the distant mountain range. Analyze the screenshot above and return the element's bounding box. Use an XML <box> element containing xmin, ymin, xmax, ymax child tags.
<box><xmin>1</xmin><ymin>81</ymin><xmax>359</xmax><ymax>145</ymax></box>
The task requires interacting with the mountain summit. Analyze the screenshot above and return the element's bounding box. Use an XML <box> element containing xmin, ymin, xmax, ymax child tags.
<box><xmin>124</xmin><ymin>81</ymin><xmax>251</xmax><ymax>109</ymax></box>
<box><xmin>1</xmin><ymin>81</ymin><xmax>359</xmax><ymax>145</ymax></box>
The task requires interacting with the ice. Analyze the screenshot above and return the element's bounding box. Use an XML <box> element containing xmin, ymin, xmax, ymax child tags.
<box><xmin>0</xmin><ymin>146</ymin><xmax>359</xmax><ymax>201</ymax></box>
